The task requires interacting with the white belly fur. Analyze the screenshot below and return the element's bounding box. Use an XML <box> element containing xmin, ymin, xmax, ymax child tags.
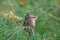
<box><xmin>31</xmin><ymin>20</ymin><xmax>35</xmax><ymax>27</ymax></box>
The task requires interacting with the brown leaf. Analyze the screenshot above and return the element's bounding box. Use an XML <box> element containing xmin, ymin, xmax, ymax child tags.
<box><xmin>19</xmin><ymin>0</ymin><xmax>27</xmax><ymax>6</ymax></box>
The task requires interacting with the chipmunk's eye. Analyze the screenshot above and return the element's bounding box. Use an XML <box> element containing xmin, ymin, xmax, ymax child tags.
<box><xmin>32</xmin><ymin>17</ymin><xmax>36</xmax><ymax>18</ymax></box>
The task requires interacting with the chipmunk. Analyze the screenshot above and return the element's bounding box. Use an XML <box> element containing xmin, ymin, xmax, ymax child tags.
<box><xmin>22</xmin><ymin>12</ymin><xmax>38</xmax><ymax>36</ymax></box>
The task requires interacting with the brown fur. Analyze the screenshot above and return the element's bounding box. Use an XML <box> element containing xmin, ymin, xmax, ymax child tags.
<box><xmin>23</xmin><ymin>12</ymin><xmax>38</xmax><ymax>28</ymax></box>
<box><xmin>22</xmin><ymin>12</ymin><xmax>38</xmax><ymax>35</ymax></box>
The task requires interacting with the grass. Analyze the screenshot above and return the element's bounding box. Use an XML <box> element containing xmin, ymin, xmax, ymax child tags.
<box><xmin>0</xmin><ymin>0</ymin><xmax>60</xmax><ymax>40</ymax></box>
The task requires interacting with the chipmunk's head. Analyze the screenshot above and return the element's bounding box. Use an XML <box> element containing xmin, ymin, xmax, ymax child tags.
<box><xmin>26</xmin><ymin>12</ymin><xmax>38</xmax><ymax>20</ymax></box>
<box><xmin>23</xmin><ymin>12</ymin><xmax>38</xmax><ymax>27</ymax></box>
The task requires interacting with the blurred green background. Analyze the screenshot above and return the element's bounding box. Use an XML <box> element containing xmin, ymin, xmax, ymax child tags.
<box><xmin>0</xmin><ymin>0</ymin><xmax>60</xmax><ymax>40</ymax></box>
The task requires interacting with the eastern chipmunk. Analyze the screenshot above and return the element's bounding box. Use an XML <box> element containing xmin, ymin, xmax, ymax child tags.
<box><xmin>23</xmin><ymin>12</ymin><xmax>38</xmax><ymax>36</ymax></box>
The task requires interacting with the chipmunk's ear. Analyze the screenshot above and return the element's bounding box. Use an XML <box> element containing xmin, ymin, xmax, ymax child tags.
<box><xmin>25</xmin><ymin>12</ymin><xmax>30</xmax><ymax>19</ymax></box>
<box><xmin>26</xmin><ymin>12</ymin><xmax>31</xmax><ymax>16</ymax></box>
<box><xmin>27</xmin><ymin>12</ymin><xmax>33</xmax><ymax>17</ymax></box>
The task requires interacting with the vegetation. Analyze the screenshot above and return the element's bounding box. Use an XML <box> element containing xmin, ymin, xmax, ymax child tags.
<box><xmin>0</xmin><ymin>0</ymin><xmax>60</xmax><ymax>40</ymax></box>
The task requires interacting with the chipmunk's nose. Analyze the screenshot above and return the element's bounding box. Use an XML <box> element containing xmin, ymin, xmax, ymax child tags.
<box><xmin>33</xmin><ymin>14</ymin><xmax>38</xmax><ymax>18</ymax></box>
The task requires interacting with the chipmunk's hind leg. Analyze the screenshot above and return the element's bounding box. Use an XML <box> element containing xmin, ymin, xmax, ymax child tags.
<box><xmin>24</xmin><ymin>28</ymin><xmax>34</xmax><ymax>36</ymax></box>
<box><xmin>28</xmin><ymin>28</ymin><xmax>34</xmax><ymax>36</ymax></box>
<box><xmin>24</xmin><ymin>28</ymin><xmax>29</xmax><ymax>33</ymax></box>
